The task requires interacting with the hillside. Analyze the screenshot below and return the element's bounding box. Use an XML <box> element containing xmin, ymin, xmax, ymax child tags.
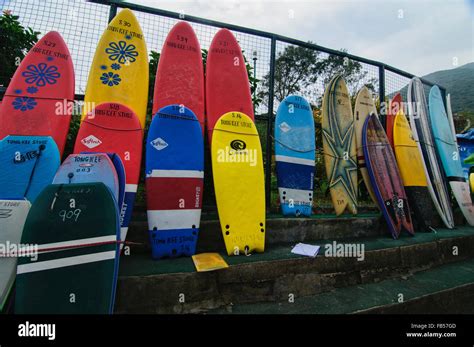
<box><xmin>422</xmin><ymin>62</ymin><xmax>474</xmax><ymax>113</ymax></box>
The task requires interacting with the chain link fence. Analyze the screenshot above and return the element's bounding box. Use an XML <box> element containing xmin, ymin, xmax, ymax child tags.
<box><xmin>0</xmin><ymin>0</ymin><xmax>444</xmax><ymax>214</ymax></box>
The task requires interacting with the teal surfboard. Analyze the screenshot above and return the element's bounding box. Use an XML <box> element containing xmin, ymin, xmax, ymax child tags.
<box><xmin>429</xmin><ymin>85</ymin><xmax>474</xmax><ymax>225</ymax></box>
<box><xmin>15</xmin><ymin>183</ymin><xmax>120</xmax><ymax>314</ymax></box>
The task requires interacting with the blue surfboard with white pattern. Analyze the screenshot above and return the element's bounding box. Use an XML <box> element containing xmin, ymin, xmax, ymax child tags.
<box><xmin>275</xmin><ymin>95</ymin><xmax>315</xmax><ymax>216</ymax></box>
<box><xmin>0</xmin><ymin>135</ymin><xmax>60</xmax><ymax>202</ymax></box>
<box><xmin>53</xmin><ymin>153</ymin><xmax>120</xmax><ymax>203</ymax></box>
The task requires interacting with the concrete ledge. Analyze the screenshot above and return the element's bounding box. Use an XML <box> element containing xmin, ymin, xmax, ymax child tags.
<box><xmin>115</xmin><ymin>228</ymin><xmax>474</xmax><ymax>314</ymax></box>
<box><xmin>126</xmin><ymin>214</ymin><xmax>387</xmax><ymax>253</ymax></box>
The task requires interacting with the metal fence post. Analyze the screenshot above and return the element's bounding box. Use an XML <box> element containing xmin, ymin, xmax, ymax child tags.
<box><xmin>265</xmin><ymin>37</ymin><xmax>277</xmax><ymax>212</ymax></box>
<box><xmin>378</xmin><ymin>65</ymin><xmax>386</xmax><ymax>130</ymax></box>
<box><xmin>108</xmin><ymin>3</ymin><xmax>118</xmax><ymax>23</ymax></box>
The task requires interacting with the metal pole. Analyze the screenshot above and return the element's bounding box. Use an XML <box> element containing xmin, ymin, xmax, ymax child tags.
<box><xmin>265</xmin><ymin>37</ymin><xmax>277</xmax><ymax>212</ymax></box>
<box><xmin>108</xmin><ymin>3</ymin><xmax>118</xmax><ymax>23</ymax></box>
<box><xmin>253</xmin><ymin>51</ymin><xmax>257</xmax><ymax>114</ymax></box>
<box><xmin>378</xmin><ymin>65</ymin><xmax>386</xmax><ymax>130</ymax></box>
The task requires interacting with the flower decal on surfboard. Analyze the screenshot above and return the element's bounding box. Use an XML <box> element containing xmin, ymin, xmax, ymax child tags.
<box><xmin>12</xmin><ymin>97</ymin><xmax>37</xmax><ymax>111</ymax></box>
<box><xmin>105</xmin><ymin>41</ymin><xmax>138</xmax><ymax>64</ymax></box>
<box><xmin>22</xmin><ymin>63</ymin><xmax>60</xmax><ymax>87</ymax></box>
<box><xmin>100</xmin><ymin>72</ymin><xmax>121</xmax><ymax>87</ymax></box>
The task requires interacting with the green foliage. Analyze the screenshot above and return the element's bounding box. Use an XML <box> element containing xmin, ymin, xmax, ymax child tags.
<box><xmin>258</xmin><ymin>44</ymin><xmax>377</xmax><ymax>109</ymax></box>
<box><xmin>0</xmin><ymin>11</ymin><xmax>40</xmax><ymax>87</ymax></box>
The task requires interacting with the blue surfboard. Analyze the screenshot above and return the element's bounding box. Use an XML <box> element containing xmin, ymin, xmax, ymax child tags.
<box><xmin>146</xmin><ymin>105</ymin><xmax>204</xmax><ymax>259</ymax></box>
<box><xmin>429</xmin><ymin>85</ymin><xmax>474</xmax><ymax>225</ymax></box>
<box><xmin>78</xmin><ymin>152</ymin><xmax>126</xmax><ymax>212</ymax></box>
<box><xmin>0</xmin><ymin>136</ymin><xmax>60</xmax><ymax>202</ymax></box>
<box><xmin>275</xmin><ymin>95</ymin><xmax>315</xmax><ymax>216</ymax></box>
<box><xmin>53</xmin><ymin>153</ymin><xmax>120</xmax><ymax>203</ymax></box>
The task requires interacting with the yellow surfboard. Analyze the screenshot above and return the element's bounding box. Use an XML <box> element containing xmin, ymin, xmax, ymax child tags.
<box><xmin>354</xmin><ymin>86</ymin><xmax>378</xmax><ymax>204</ymax></box>
<box><xmin>393</xmin><ymin>110</ymin><xmax>428</xmax><ymax>187</ymax></box>
<box><xmin>322</xmin><ymin>75</ymin><xmax>358</xmax><ymax>215</ymax></box>
<box><xmin>211</xmin><ymin>112</ymin><xmax>265</xmax><ymax>256</ymax></box>
<box><xmin>82</xmin><ymin>9</ymin><xmax>149</xmax><ymax>128</ymax></box>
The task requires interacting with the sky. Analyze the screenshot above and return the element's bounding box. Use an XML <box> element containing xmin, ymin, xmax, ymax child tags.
<box><xmin>131</xmin><ymin>0</ymin><xmax>474</xmax><ymax>76</ymax></box>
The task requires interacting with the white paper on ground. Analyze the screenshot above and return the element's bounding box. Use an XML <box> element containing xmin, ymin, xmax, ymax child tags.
<box><xmin>291</xmin><ymin>243</ymin><xmax>320</xmax><ymax>257</ymax></box>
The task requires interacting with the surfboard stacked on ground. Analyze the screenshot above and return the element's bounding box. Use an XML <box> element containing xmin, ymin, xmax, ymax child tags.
<box><xmin>275</xmin><ymin>95</ymin><xmax>315</xmax><ymax>216</ymax></box>
<box><xmin>0</xmin><ymin>199</ymin><xmax>31</xmax><ymax>312</ymax></box>
<box><xmin>0</xmin><ymin>31</ymin><xmax>74</xmax><ymax>156</ymax></box>
<box><xmin>153</xmin><ymin>22</ymin><xmax>205</xmax><ymax>131</ymax></box>
<box><xmin>429</xmin><ymin>85</ymin><xmax>474</xmax><ymax>226</ymax></box>
<box><xmin>74</xmin><ymin>102</ymin><xmax>143</xmax><ymax>245</ymax></box>
<box><xmin>53</xmin><ymin>153</ymin><xmax>120</xmax><ymax>203</ymax></box>
<box><xmin>407</xmin><ymin>78</ymin><xmax>454</xmax><ymax>229</ymax></box>
<box><xmin>393</xmin><ymin>106</ymin><xmax>435</xmax><ymax>232</ymax></box>
<box><xmin>146</xmin><ymin>105</ymin><xmax>204</xmax><ymax>259</ymax></box>
<box><xmin>363</xmin><ymin>114</ymin><xmax>414</xmax><ymax>238</ymax></box>
<box><xmin>0</xmin><ymin>136</ymin><xmax>60</xmax><ymax>203</ymax></box>
<box><xmin>321</xmin><ymin>75</ymin><xmax>358</xmax><ymax>215</ymax></box>
<box><xmin>354</xmin><ymin>87</ymin><xmax>378</xmax><ymax>205</ymax></box>
<box><xmin>206</xmin><ymin>28</ymin><xmax>254</xmax><ymax>144</ymax></box>
<box><xmin>211</xmin><ymin>112</ymin><xmax>265</xmax><ymax>256</ymax></box>
<box><xmin>82</xmin><ymin>9</ymin><xmax>148</xmax><ymax>129</ymax></box>
<box><xmin>15</xmin><ymin>183</ymin><xmax>120</xmax><ymax>314</ymax></box>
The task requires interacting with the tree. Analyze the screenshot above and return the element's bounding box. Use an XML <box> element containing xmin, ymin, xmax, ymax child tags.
<box><xmin>0</xmin><ymin>10</ymin><xmax>40</xmax><ymax>88</ymax></box>
<box><xmin>258</xmin><ymin>44</ymin><xmax>378</xmax><ymax>109</ymax></box>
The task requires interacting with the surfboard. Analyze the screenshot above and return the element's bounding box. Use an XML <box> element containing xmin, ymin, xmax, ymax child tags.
<box><xmin>206</xmin><ymin>29</ymin><xmax>254</xmax><ymax>144</ymax></box>
<box><xmin>0</xmin><ymin>199</ymin><xmax>31</xmax><ymax>311</ymax></box>
<box><xmin>321</xmin><ymin>75</ymin><xmax>358</xmax><ymax>215</ymax></box>
<box><xmin>429</xmin><ymin>85</ymin><xmax>474</xmax><ymax>226</ymax></box>
<box><xmin>363</xmin><ymin>114</ymin><xmax>414</xmax><ymax>238</ymax></box>
<box><xmin>275</xmin><ymin>95</ymin><xmax>315</xmax><ymax>216</ymax></box>
<box><xmin>152</xmin><ymin>22</ymin><xmax>204</xmax><ymax>131</ymax></box>
<box><xmin>146</xmin><ymin>105</ymin><xmax>204</xmax><ymax>259</ymax></box>
<box><xmin>407</xmin><ymin>78</ymin><xmax>454</xmax><ymax>229</ymax></box>
<box><xmin>386</xmin><ymin>93</ymin><xmax>402</xmax><ymax>150</ymax></box>
<box><xmin>75</xmin><ymin>102</ymin><xmax>143</xmax><ymax>244</ymax></box>
<box><xmin>53</xmin><ymin>153</ymin><xmax>120</xmax><ymax>202</ymax></box>
<box><xmin>15</xmin><ymin>183</ymin><xmax>120</xmax><ymax>314</ymax></box>
<box><xmin>0</xmin><ymin>136</ymin><xmax>60</xmax><ymax>202</ymax></box>
<box><xmin>393</xmin><ymin>109</ymin><xmax>435</xmax><ymax>231</ymax></box>
<box><xmin>211</xmin><ymin>112</ymin><xmax>265</xmax><ymax>256</ymax></box>
<box><xmin>354</xmin><ymin>86</ymin><xmax>378</xmax><ymax>205</ymax></box>
<box><xmin>456</xmin><ymin>130</ymin><xmax>474</xmax><ymax>180</ymax></box>
<box><xmin>0</xmin><ymin>31</ymin><xmax>74</xmax><ymax>156</ymax></box>
<box><xmin>82</xmin><ymin>9</ymin><xmax>148</xmax><ymax>128</ymax></box>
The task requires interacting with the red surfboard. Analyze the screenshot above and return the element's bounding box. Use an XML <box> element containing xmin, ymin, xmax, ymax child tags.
<box><xmin>386</xmin><ymin>93</ymin><xmax>402</xmax><ymax>150</ymax></box>
<box><xmin>74</xmin><ymin>102</ymin><xmax>143</xmax><ymax>244</ymax></box>
<box><xmin>205</xmin><ymin>28</ymin><xmax>254</xmax><ymax>143</ymax></box>
<box><xmin>0</xmin><ymin>31</ymin><xmax>74</xmax><ymax>156</ymax></box>
<box><xmin>153</xmin><ymin>22</ymin><xmax>205</xmax><ymax>130</ymax></box>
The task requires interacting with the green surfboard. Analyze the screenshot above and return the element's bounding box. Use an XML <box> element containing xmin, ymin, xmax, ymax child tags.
<box><xmin>15</xmin><ymin>183</ymin><xmax>120</xmax><ymax>314</ymax></box>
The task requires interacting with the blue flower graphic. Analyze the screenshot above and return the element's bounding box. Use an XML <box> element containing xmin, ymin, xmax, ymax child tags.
<box><xmin>27</xmin><ymin>86</ymin><xmax>38</xmax><ymax>94</ymax></box>
<box><xmin>12</xmin><ymin>97</ymin><xmax>37</xmax><ymax>111</ymax></box>
<box><xmin>100</xmin><ymin>72</ymin><xmax>121</xmax><ymax>87</ymax></box>
<box><xmin>22</xmin><ymin>63</ymin><xmax>60</xmax><ymax>87</ymax></box>
<box><xmin>105</xmin><ymin>41</ymin><xmax>138</xmax><ymax>64</ymax></box>
<box><xmin>100</xmin><ymin>65</ymin><xmax>107</xmax><ymax>70</ymax></box>
<box><xmin>111</xmin><ymin>63</ymin><xmax>121</xmax><ymax>70</ymax></box>
<box><xmin>14</xmin><ymin>89</ymin><xmax>22</xmax><ymax>94</ymax></box>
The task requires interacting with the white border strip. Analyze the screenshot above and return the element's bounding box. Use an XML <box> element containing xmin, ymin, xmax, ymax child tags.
<box><xmin>19</xmin><ymin>235</ymin><xmax>117</xmax><ymax>253</ymax></box>
<box><xmin>146</xmin><ymin>170</ymin><xmax>204</xmax><ymax>179</ymax></box>
<box><xmin>147</xmin><ymin>209</ymin><xmax>201</xmax><ymax>230</ymax></box>
<box><xmin>17</xmin><ymin>251</ymin><xmax>116</xmax><ymax>274</ymax></box>
<box><xmin>125</xmin><ymin>184</ymin><xmax>138</xmax><ymax>192</ymax></box>
<box><xmin>275</xmin><ymin>155</ymin><xmax>315</xmax><ymax>166</ymax></box>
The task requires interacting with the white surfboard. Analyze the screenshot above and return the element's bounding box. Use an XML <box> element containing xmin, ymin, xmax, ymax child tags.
<box><xmin>0</xmin><ymin>199</ymin><xmax>31</xmax><ymax>310</ymax></box>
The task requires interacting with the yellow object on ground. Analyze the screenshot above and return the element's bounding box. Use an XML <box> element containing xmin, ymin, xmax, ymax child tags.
<box><xmin>192</xmin><ymin>253</ymin><xmax>229</xmax><ymax>272</ymax></box>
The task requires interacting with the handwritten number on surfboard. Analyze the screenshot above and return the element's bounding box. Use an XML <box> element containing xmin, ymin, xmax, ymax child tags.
<box><xmin>43</xmin><ymin>40</ymin><xmax>56</xmax><ymax>48</ymax></box>
<box><xmin>176</xmin><ymin>35</ymin><xmax>188</xmax><ymax>43</ymax></box>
